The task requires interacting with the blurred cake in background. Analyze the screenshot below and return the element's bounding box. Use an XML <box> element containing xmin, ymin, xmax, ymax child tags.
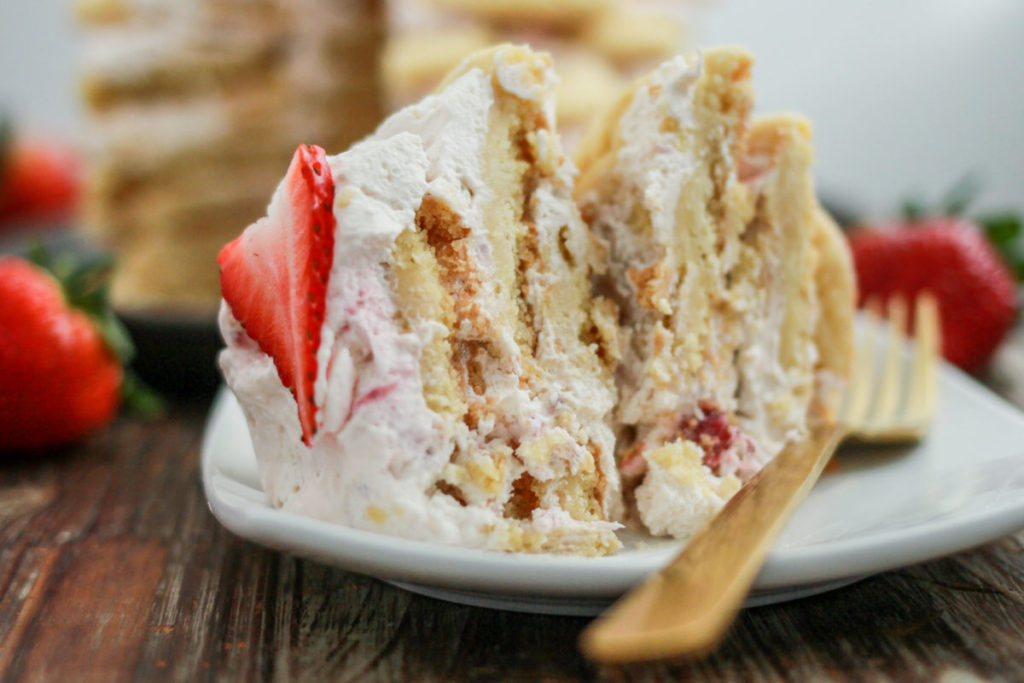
<box><xmin>383</xmin><ymin>0</ymin><xmax>688</xmax><ymax>144</ymax></box>
<box><xmin>74</xmin><ymin>0</ymin><xmax>685</xmax><ymax>315</ymax></box>
<box><xmin>76</xmin><ymin>0</ymin><xmax>385</xmax><ymax>314</ymax></box>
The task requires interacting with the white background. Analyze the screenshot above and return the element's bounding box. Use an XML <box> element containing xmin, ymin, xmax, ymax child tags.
<box><xmin>2</xmin><ymin>0</ymin><xmax>1022</xmax><ymax>219</ymax></box>
<box><xmin>699</xmin><ymin>0</ymin><xmax>1024</xmax><ymax>219</ymax></box>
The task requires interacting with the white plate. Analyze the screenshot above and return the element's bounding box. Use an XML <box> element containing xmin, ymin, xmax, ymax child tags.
<box><xmin>201</xmin><ymin>359</ymin><xmax>1024</xmax><ymax>615</ymax></box>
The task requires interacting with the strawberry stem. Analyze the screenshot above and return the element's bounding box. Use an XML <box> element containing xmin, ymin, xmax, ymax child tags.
<box><xmin>938</xmin><ymin>173</ymin><xmax>983</xmax><ymax>217</ymax></box>
<box><xmin>121</xmin><ymin>371</ymin><xmax>165</xmax><ymax>417</ymax></box>
<box><xmin>901</xmin><ymin>173</ymin><xmax>983</xmax><ymax>221</ymax></box>
<box><xmin>901</xmin><ymin>198</ymin><xmax>926</xmax><ymax>222</ymax></box>
<box><xmin>978</xmin><ymin>213</ymin><xmax>1024</xmax><ymax>283</ymax></box>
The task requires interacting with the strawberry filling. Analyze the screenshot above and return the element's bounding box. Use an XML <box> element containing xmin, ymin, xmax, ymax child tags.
<box><xmin>677</xmin><ymin>402</ymin><xmax>737</xmax><ymax>476</ymax></box>
<box><xmin>618</xmin><ymin>402</ymin><xmax>753</xmax><ymax>479</ymax></box>
<box><xmin>352</xmin><ymin>382</ymin><xmax>400</xmax><ymax>413</ymax></box>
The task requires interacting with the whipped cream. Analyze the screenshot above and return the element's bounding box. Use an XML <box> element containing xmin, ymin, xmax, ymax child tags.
<box><xmin>634</xmin><ymin>440</ymin><xmax>741</xmax><ymax>539</ymax></box>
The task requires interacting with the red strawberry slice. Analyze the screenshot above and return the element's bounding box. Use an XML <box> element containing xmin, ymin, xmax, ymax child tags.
<box><xmin>219</xmin><ymin>144</ymin><xmax>336</xmax><ymax>445</ymax></box>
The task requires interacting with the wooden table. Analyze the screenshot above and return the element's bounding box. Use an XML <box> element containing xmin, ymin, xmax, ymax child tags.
<box><xmin>2</xmin><ymin>338</ymin><xmax>1023</xmax><ymax>682</ymax></box>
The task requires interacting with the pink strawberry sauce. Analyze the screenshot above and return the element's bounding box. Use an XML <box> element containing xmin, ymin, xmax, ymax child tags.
<box><xmin>352</xmin><ymin>382</ymin><xmax>400</xmax><ymax>412</ymax></box>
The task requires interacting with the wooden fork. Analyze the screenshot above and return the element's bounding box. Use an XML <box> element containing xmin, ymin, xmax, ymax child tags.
<box><xmin>580</xmin><ymin>292</ymin><xmax>941</xmax><ymax>663</ymax></box>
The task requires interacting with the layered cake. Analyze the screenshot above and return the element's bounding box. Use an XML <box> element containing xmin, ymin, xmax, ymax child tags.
<box><xmin>218</xmin><ymin>44</ymin><xmax>854</xmax><ymax>554</ymax></box>
<box><xmin>77</xmin><ymin>0</ymin><xmax>385</xmax><ymax>312</ymax></box>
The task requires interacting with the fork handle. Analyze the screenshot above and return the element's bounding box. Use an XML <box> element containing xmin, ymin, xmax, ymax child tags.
<box><xmin>580</xmin><ymin>423</ymin><xmax>844</xmax><ymax>663</ymax></box>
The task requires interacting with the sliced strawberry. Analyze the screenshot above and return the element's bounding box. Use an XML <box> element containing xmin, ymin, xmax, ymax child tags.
<box><xmin>219</xmin><ymin>144</ymin><xmax>336</xmax><ymax>445</ymax></box>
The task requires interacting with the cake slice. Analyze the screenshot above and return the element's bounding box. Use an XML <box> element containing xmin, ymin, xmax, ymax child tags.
<box><xmin>218</xmin><ymin>45</ymin><xmax>623</xmax><ymax>555</ymax></box>
<box><xmin>218</xmin><ymin>43</ymin><xmax>854</xmax><ymax>553</ymax></box>
<box><xmin>575</xmin><ymin>47</ymin><xmax>854</xmax><ymax>540</ymax></box>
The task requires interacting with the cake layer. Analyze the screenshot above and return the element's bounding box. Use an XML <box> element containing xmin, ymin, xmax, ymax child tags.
<box><xmin>82</xmin><ymin>87</ymin><xmax>380</xmax><ymax>173</ymax></box>
<box><xmin>578</xmin><ymin>5</ymin><xmax>686</xmax><ymax>66</ymax></box>
<box><xmin>75</xmin><ymin>0</ymin><xmax>285</xmax><ymax>25</ymax></box>
<box><xmin>80</xmin><ymin>36</ymin><xmax>289</xmax><ymax>112</ymax></box>
<box><xmin>430</xmin><ymin>0</ymin><xmax>611</xmax><ymax>30</ymax></box>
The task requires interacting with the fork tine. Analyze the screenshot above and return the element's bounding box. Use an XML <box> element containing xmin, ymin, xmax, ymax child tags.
<box><xmin>843</xmin><ymin>298</ymin><xmax>880</xmax><ymax>426</ymax></box>
<box><xmin>906</xmin><ymin>291</ymin><xmax>940</xmax><ymax>428</ymax></box>
<box><xmin>873</xmin><ymin>294</ymin><xmax>908</xmax><ymax>421</ymax></box>
<box><xmin>844</xmin><ymin>292</ymin><xmax>940</xmax><ymax>442</ymax></box>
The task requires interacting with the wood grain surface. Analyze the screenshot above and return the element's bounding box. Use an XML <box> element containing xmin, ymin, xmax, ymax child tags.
<box><xmin>2</xmin><ymin>337</ymin><xmax>1024</xmax><ymax>681</ymax></box>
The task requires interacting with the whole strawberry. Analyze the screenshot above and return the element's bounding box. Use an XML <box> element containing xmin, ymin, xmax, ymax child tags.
<box><xmin>0</xmin><ymin>250</ymin><xmax>141</xmax><ymax>451</ymax></box>
<box><xmin>0</xmin><ymin>118</ymin><xmax>80</xmax><ymax>225</ymax></box>
<box><xmin>849</xmin><ymin>217</ymin><xmax>1019</xmax><ymax>373</ymax></box>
